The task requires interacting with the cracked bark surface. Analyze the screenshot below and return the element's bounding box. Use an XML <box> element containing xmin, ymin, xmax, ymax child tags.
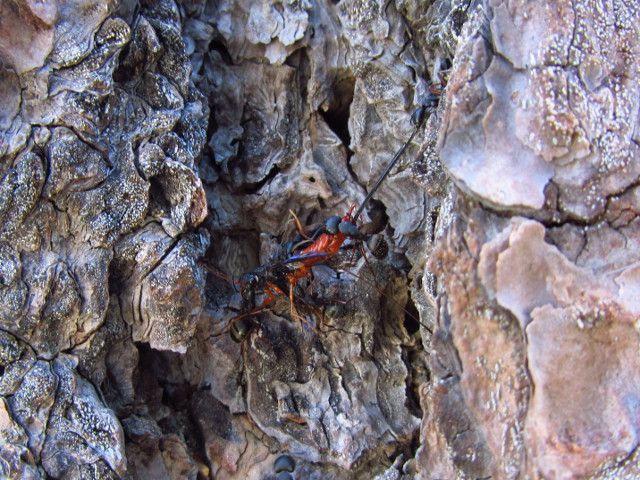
<box><xmin>0</xmin><ymin>0</ymin><xmax>638</xmax><ymax>479</ymax></box>
<box><xmin>419</xmin><ymin>1</ymin><xmax>640</xmax><ymax>479</ymax></box>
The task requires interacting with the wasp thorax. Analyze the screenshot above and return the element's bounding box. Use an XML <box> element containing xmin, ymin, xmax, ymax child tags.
<box><xmin>338</xmin><ymin>221</ymin><xmax>364</xmax><ymax>240</ymax></box>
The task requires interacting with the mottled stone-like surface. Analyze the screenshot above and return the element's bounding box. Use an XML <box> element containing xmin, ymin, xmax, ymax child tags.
<box><xmin>417</xmin><ymin>1</ymin><xmax>640</xmax><ymax>479</ymax></box>
<box><xmin>439</xmin><ymin>0</ymin><xmax>640</xmax><ymax>218</ymax></box>
<box><xmin>0</xmin><ymin>0</ymin><xmax>208</xmax><ymax>477</ymax></box>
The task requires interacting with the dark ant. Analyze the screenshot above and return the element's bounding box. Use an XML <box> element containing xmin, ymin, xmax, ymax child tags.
<box><xmin>410</xmin><ymin>69</ymin><xmax>449</xmax><ymax>129</ymax></box>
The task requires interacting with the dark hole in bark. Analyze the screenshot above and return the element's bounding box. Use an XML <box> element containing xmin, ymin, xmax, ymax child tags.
<box><xmin>403</xmin><ymin>297</ymin><xmax>420</xmax><ymax>336</ymax></box>
<box><xmin>361</xmin><ymin>199</ymin><xmax>388</xmax><ymax>234</ymax></box>
<box><xmin>112</xmin><ymin>44</ymin><xmax>134</xmax><ymax>83</ymax></box>
<box><xmin>209</xmin><ymin>40</ymin><xmax>234</xmax><ymax>64</ymax></box>
<box><xmin>148</xmin><ymin>176</ymin><xmax>171</xmax><ymax>213</ymax></box>
<box><xmin>318</xmin><ymin>75</ymin><xmax>355</xmax><ymax>148</ymax></box>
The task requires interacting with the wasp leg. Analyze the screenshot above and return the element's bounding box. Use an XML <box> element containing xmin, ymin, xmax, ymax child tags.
<box><xmin>288</xmin><ymin>280</ymin><xmax>319</xmax><ymax>333</ymax></box>
<box><xmin>289</xmin><ymin>209</ymin><xmax>307</xmax><ymax>237</ymax></box>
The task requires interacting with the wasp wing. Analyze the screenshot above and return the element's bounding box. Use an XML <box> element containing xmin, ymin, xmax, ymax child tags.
<box><xmin>285</xmin><ymin>251</ymin><xmax>331</xmax><ymax>266</ymax></box>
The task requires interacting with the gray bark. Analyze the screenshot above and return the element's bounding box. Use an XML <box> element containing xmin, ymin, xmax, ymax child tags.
<box><xmin>0</xmin><ymin>0</ymin><xmax>638</xmax><ymax>479</ymax></box>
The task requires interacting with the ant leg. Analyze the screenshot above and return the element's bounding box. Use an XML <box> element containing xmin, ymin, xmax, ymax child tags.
<box><xmin>212</xmin><ymin>283</ymin><xmax>282</xmax><ymax>338</ymax></box>
<box><xmin>262</xmin><ymin>280</ymin><xmax>314</xmax><ymax>331</ymax></box>
<box><xmin>261</xmin><ymin>284</ymin><xmax>280</xmax><ymax>307</ymax></box>
<box><xmin>310</xmin><ymin>303</ymin><xmax>333</xmax><ymax>329</ymax></box>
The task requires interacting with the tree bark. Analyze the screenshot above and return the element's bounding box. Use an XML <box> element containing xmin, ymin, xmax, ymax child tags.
<box><xmin>0</xmin><ymin>0</ymin><xmax>638</xmax><ymax>479</ymax></box>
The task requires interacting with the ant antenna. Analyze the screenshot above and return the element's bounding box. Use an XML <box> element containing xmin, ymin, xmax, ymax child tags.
<box><xmin>352</xmin><ymin>105</ymin><xmax>431</xmax><ymax>222</ymax></box>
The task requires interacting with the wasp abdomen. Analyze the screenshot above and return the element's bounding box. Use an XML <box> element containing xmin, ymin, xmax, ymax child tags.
<box><xmin>367</xmin><ymin>234</ymin><xmax>388</xmax><ymax>259</ymax></box>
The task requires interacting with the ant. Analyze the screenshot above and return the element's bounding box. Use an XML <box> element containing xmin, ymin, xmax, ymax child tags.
<box><xmin>410</xmin><ymin>68</ymin><xmax>449</xmax><ymax>129</ymax></box>
<box><xmin>217</xmin><ymin>81</ymin><xmax>446</xmax><ymax>341</ymax></box>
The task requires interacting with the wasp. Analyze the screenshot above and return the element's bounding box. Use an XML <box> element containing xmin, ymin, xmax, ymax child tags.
<box><xmin>221</xmin><ymin>85</ymin><xmax>445</xmax><ymax>341</ymax></box>
<box><xmin>231</xmin><ymin>205</ymin><xmax>376</xmax><ymax>338</ymax></box>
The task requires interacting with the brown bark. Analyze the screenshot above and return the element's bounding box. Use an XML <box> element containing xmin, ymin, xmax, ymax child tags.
<box><xmin>0</xmin><ymin>0</ymin><xmax>638</xmax><ymax>479</ymax></box>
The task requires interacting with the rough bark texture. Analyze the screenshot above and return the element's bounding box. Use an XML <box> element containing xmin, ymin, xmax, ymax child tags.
<box><xmin>0</xmin><ymin>0</ymin><xmax>638</xmax><ymax>479</ymax></box>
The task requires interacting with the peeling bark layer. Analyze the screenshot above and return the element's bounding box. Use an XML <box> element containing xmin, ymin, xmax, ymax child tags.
<box><xmin>419</xmin><ymin>1</ymin><xmax>640</xmax><ymax>479</ymax></box>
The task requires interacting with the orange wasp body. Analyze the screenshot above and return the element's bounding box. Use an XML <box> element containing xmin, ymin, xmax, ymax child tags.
<box><xmin>237</xmin><ymin>205</ymin><xmax>358</xmax><ymax>335</ymax></box>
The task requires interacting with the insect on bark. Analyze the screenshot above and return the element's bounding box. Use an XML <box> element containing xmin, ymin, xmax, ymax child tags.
<box><xmin>216</xmin><ymin>89</ymin><xmax>443</xmax><ymax>341</ymax></box>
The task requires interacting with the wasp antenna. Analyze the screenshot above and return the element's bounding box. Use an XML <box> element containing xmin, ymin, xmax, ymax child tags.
<box><xmin>289</xmin><ymin>209</ymin><xmax>310</xmax><ymax>238</ymax></box>
<box><xmin>202</xmin><ymin>262</ymin><xmax>242</xmax><ymax>285</ymax></box>
<box><xmin>353</xmin><ymin>118</ymin><xmax>424</xmax><ymax>222</ymax></box>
